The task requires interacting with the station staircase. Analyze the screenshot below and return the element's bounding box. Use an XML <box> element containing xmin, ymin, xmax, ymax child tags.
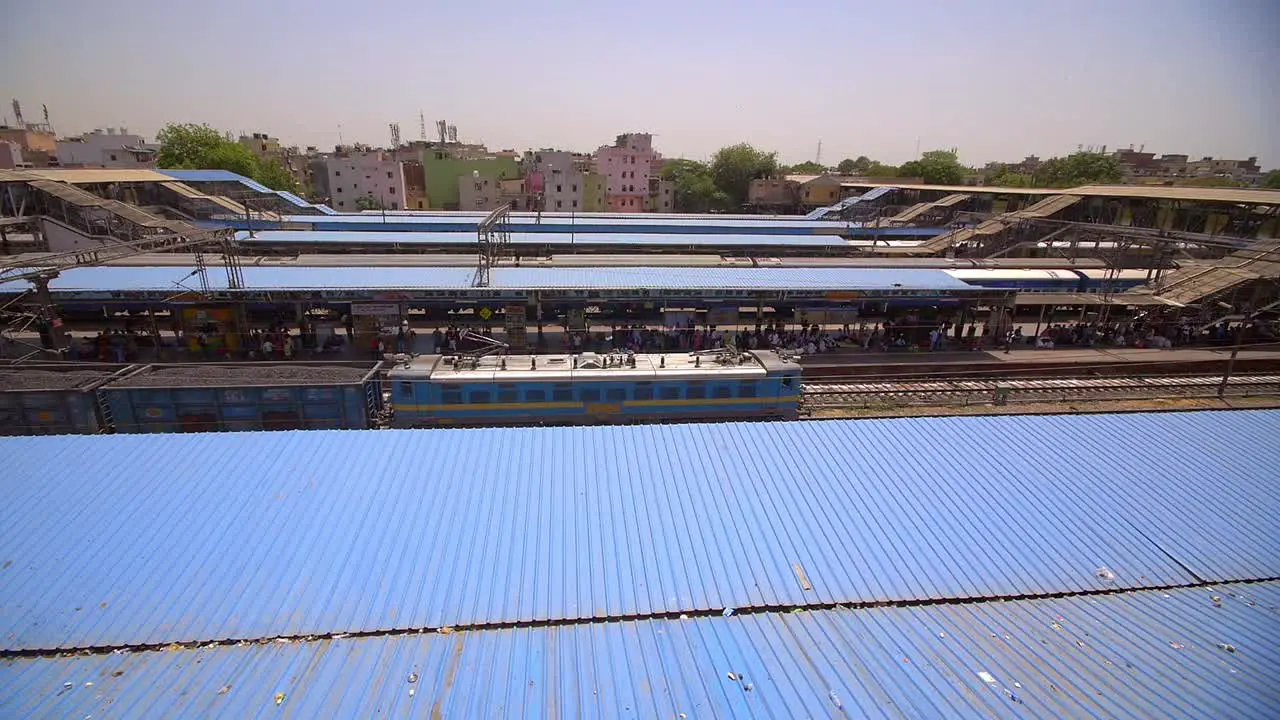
<box><xmin>22</xmin><ymin>178</ymin><xmax>200</xmax><ymax>242</ymax></box>
<box><xmin>1131</xmin><ymin>239</ymin><xmax>1280</xmax><ymax>306</ymax></box>
<box><xmin>883</xmin><ymin>193</ymin><xmax>971</xmax><ymax>224</ymax></box>
<box><xmin>904</xmin><ymin>194</ymin><xmax>1082</xmax><ymax>255</ymax></box>
<box><xmin>805</xmin><ymin>185</ymin><xmax>896</xmax><ymax>220</ymax></box>
<box><xmin>157</xmin><ymin>181</ymin><xmax>270</xmax><ymax>220</ymax></box>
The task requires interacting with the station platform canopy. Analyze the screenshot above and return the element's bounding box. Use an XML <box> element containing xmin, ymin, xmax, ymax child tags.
<box><xmin>232</xmin><ymin>228</ymin><xmax>943</xmax><ymax>251</ymax></box>
<box><xmin>237</xmin><ymin>229</ymin><xmax>857</xmax><ymax>248</ymax></box>
<box><xmin>840</xmin><ymin>181</ymin><xmax>1280</xmax><ymax>207</ymax></box>
<box><xmin>0</xmin><ymin>265</ymin><xmax>999</xmax><ymax>303</ymax></box>
<box><xmin>1011</xmin><ymin>292</ymin><xmax>1184</xmax><ymax>307</ymax></box>
<box><xmin>212</xmin><ymin>213</ymin><xmax>896</xmax><ymax>236</ymax></box>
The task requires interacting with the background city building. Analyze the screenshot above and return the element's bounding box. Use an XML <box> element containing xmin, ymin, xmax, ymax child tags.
<box><xmin>324</xmin><ymin>150</ymin><xmax>406</xmax><ymax>210</ymax></box>
<box><xmin>420</xmin><ymin>144</ymin><xmax>520</xmax><ymax>210</ymax></box>
<box><xmin>0</xmin><ymin>123</ymin><xmax>56</xmax><ymax>168</ymax></box>
<box><xmin>55</xmin><ymin>128</ymin><xmax>156</xmax><ymax>168</ymax></box>
<box><xmin>594</xmin><ymin>133</ymin><xmax>662</xmax><ymax>212</ymax></box>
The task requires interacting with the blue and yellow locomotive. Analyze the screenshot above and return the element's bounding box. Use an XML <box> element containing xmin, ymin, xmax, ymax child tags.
<box><xmin>387</xmin><ymin>348</ymin><xmax>801</xmax><ymax>427</ymax></box>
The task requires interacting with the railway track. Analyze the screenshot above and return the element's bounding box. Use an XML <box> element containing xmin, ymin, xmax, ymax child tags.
<box><xmin>802</xmin><ymin>374</ymin><xmax>1280</xmax><ymax>408</ymax></box>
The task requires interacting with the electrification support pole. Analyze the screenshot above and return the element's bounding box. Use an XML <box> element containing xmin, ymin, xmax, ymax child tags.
<box><xmin>1217</xmin><ymin>320</ymin><xmax>1246</xmax><ymax>398</ymax></box>
<box><xmin>31</xmin><ymin>276</ymin><xmax>69</xmax><ymax>353</ymax></box>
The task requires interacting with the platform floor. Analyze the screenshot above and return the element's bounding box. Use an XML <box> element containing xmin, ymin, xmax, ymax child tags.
<box><xmin>802</xmin><ymin>346</ymin><xmax>1280</xmax><ymax>380</ymax></box>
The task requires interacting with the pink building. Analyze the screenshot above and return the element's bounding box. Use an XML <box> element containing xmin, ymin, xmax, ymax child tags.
<box><xmin>593</xmin><ymin>133</ymin><xmax>660</xmax><ymax>212</ymax></box>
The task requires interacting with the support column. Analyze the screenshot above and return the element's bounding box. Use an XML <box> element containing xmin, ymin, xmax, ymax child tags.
<box><xmin>31</xmin><ymin>276</ymin><xmax>69</xmax><ymax>353</ymax></box>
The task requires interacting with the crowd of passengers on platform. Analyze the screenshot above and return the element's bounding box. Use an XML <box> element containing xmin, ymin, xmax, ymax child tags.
<box><xmin>9</xmin><ymin>313</ymin><xmax>1278</xmax><ymax>363</ymax></box>
<box><xmin>1032</xmin><ymin>317</ymin><xmax>1277</xmax><ymax>350</ymax></box>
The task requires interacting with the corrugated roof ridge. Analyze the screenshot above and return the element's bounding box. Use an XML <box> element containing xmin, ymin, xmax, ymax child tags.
<box><xmin>7</xmin><ymin>574</ymin><xmax>1274</xmax><ymax>660</ymax></box>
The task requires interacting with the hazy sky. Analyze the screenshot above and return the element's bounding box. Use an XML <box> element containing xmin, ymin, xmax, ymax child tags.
<box><xmin>3</xmin><ymin>0</ymin><xmax>1278</xmax><ymax>167</ymax></box>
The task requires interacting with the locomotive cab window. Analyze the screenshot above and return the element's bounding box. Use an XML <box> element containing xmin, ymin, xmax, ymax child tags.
<box><xmin>782</xmin><ymin>376</ymin><xmax>795</xmax><ymax>388</ymax></box>
<box><xmin>398</xmin><ymin>382</ymin><xmax>413</xmax><ymax>394</ymax></box>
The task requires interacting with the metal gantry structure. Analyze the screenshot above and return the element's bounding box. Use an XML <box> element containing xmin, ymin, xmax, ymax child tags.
<box><xmin>0</xmin><ymin>223</ymin><xmax>241</xmax><ymax>358</ymax></box>
<box><xmin>473</xmin><ymin>203</ymin><xmax>511</xmax><ymax>287</ymax></box>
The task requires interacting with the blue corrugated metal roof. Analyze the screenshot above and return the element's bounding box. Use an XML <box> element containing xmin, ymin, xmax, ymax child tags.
<box><xmin>273</xmin><ymin>214</ymin><xmax>857</xmax><ymax>235</ymax></box>
<box><xmin>290</xmin><ymin>213</ymin><xmax>852</xmax><ymax>230</ymax></box>
<box><xmin>2</xmin><ymin>266</ymin><xmax>976</xmax><ymax>292</ymax></box>
<box><xmin>0</xmin><ymin>265</ymin><xmax>478</xmax><ymax>292</ymax></box>
<box><xmin>860</xmin><ymin>185</ymin><xmax>897</xmax><ymax>201</ymax></box>
<box><xmin>156</xmin><ymin>169</ymin><xmax>274</xmax><ymax>194</ymax></box>
<box><xmin>3</xmin><ymin>582</ymin><xmax>1276</xmax><ymax>718</ymax></box>
<box><xmin>272</xmin><ymin>190</ymin><xmax>311</xmax><ymax>207</ymax></box>
<box><xmin>157</xmin><ymin>169</ymin><xmax>248</xmax><ymax>183</ymax></box>
<box><xmin>363</xmin><ymin>210</ymin><xmax>822</xmax><ymax>220</ymax></box>
<box><xmin>492</xmin><ymin>266</ymin><xmax>969</xmax><ymax>289</ymax></box>
<box><xmin>238</xmin><ymin>229</ymin><xmax>853</xmax><ymax>247</ymax></box>
<box><xmin>1</xmin><ymin>411</ymin><xmax>1276</xmax><ymax>652</ymax></box>
<box><xmin>807</xmin><ymin>186</ymin><xmax>898</xmax><ymax>218</ymax></box>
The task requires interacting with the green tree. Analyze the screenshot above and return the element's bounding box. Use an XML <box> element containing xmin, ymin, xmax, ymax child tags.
<box><xmin>354</xmin><ymin>195</ymin><xmax>385</xmax><ymax>211</ymax></box>
<box><xmin>155</xmin><ymin>122</ymin><xmax>297</xmax><ymax>192</ymax></box>
<box><xmin>788</xmin><ymin>160</ymin><xmax>826</xmax><ymax>175</ymax></box>
<box><xmin>898</xmin><ymin>149</ymin><xmax>965</xmax><ymax>185</ymax></box>
<box><xmin>661</xmin><ymin>159</ymin><xmax>730</xmax><ymax>212</ymax></box>
<box><xmin>710</xmin><ymin>143</ymin><xmax>780</xmax><ymax>207</ymax></box>
<box><xmin>864</xmin><ymin>161</ymin><xmax>898</xmax><ymax>177</ymax></box>
<box><xmin>155</xmin><ymin>123</ymin><xmax>230</xmax><ymax>169</ymax></box>
<box><xmin>199</xmin><ymin>143</ymin><xmax>258</xmax><ymax>178</ymax></box>
<box><xmin>837</xmin><ymin>156</ymin><xmax>876</xmax><ymax>175</ymax></box>
<box><xmin>255</xmin><ymin>158</ymin><xmax>299</xmax><ymax>193</ymax></box>
<box><xmin>989</xmin><ymin>171</ymin><xmax>1032</xmax><ymax>187</ymax></box>
<box><xmin>1031</xmin><ymin>151</ymin><xmax>1123</xmax><ymax>187</ymax></box>
<box><xmin>1261</xmin><ymin>170</ymin><xmax>1280</xmax><ymax>189</ymax></box>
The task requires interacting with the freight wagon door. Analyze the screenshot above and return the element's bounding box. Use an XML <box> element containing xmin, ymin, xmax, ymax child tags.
<box><xmin>177</xmin><ymin>412</ymin><xmax>220</xmax><ymax>433</ymax></box>
<box><xmin>262</xmin><ymin>411</ymin><xmax>304</xmax><ymax>431</ymax></box>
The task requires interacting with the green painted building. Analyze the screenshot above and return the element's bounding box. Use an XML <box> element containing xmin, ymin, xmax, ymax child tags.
<box><xmin>420</xmin><ymin>148</ymin><xmax>521</xmax><ymax>210</ymax></box>
<box><xmin>582</xmin><ymin>172</ymin><xmax>606</xmax><ymax>212</ymax></box>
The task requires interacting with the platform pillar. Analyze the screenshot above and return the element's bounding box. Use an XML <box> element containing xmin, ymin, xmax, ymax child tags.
<box><xmin>31</xmin><ymin>277</ymin><xmax>69</xmax><ymax>353</ymax></box>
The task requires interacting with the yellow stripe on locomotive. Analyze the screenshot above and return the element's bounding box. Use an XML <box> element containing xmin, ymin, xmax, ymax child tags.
<box><xmin>387</xmin><ymin>349</ymin><xmax>800</xmax><ymax>427</ymax></box>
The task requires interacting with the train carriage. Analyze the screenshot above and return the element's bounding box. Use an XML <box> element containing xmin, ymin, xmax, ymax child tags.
<box><xmin>388</xmin><ymin>349</ymin><xmax>801</xmax><ymax>427</ymax></box>
<box><xmin>943</xmin><ymin>268</ymin><xmax>1153</xmax><ymax>293</ymax></box>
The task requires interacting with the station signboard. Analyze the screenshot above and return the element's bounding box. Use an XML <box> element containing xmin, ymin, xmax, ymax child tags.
<box><xmin>350</xmin><ymin>302</ymin><xmax>401</xmax><ymax>317</ymax></box>
<box><xmin>706</xmin><ymin>305</ymin><xmax>739</xmax><ymax>325</ymax></box>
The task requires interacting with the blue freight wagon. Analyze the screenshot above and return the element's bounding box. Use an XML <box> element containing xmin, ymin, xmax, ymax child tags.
<box><xmin>99</xmin><ymin>362</ymin><xmax>384</xmax><ymax>433</ymax></box>
<box><xmin>0</xmin><ymin>364</ymin><xmax>132</xmax><ymax>435</ymax></box>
